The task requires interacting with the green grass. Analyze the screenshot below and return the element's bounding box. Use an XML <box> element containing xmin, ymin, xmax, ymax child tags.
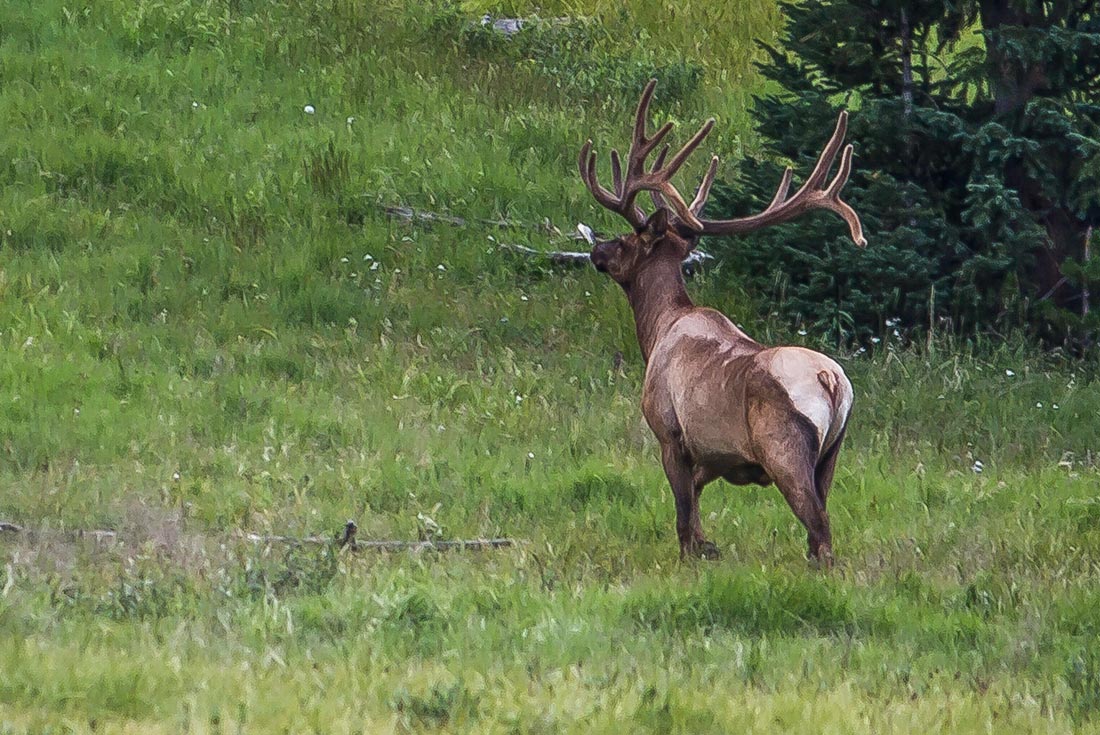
<box><xmin>2</xmin><ymin>1</ymin><xmax>1100</xmax><ymax>732</ymax></box>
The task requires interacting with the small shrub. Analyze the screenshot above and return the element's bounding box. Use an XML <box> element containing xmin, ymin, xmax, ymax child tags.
<box><xmin>391</xmin><ymin>681</ymin><xmax>479</xmax><ymax>729</ymax></box>
<box><xmin>1066</xmin><ymin>643</ymin><xmax>1100</xmax><ymax>724</ymax></box>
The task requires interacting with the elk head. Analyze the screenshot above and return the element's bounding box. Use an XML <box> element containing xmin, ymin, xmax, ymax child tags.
<box><xmin>588</xmin><ymin>208</ymin><xmax>698</xmax><ymax>285</ymax></box>
<box><xmin>579</xmin><ymin>79</ymin><xmax>866</xmax><ymax>281</ymax></box>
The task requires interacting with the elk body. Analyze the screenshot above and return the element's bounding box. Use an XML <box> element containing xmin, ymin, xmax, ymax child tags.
<box><xmin>580</xmin><ymin>81</ymin><xmax>866</xmax><ymax>564</ymax></box>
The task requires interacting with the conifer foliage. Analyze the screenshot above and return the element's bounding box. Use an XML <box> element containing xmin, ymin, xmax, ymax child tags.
<box><xmin>712</xmin><ymin>1</ymin><xmax>1100</xmax><ymax>349</ymax></box>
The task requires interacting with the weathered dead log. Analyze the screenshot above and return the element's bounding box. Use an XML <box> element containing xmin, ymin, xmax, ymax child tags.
<box><xmin>1</xmin><ymin>519</ymin><xmax>515</xmax><ymax>553</ymax></box>
<box><xmin>383</xmin><ymin>205</ymin><xmax>566</xmax><ymax>234</ymax></box>
<box><xmin>382</xmin><ymin>203</ymin><xmax>590</xmax><ymax>240</ymax></box>
<box><xmin>499</xmin><ymin>242</ymin><xmax>714</xmax><ymax>274</ymax></box>
<box><xmin>478</xmin><ymin>15</ymin><xmax>572</xmax><ymax>37</ymax></box>
<box><xmin>242</xmin><ymin>531</ymin><xmax>514</xmax><ymax>552</ymax></box>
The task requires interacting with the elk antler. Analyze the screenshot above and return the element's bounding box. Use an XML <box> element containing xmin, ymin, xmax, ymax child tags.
<box><xmin>579</xmin><ymin>80</ymin><xmax>866</xmax><ymax>247</ymax></box>
<box><xmin>687</xmin><ymin>112</ymin><xmax>866</xmax><ymax>246</ymax></box>
<box><xmin>578</xmin><ymin>79</ymin><xmax>715</xmax><ymax>230</ymax></box>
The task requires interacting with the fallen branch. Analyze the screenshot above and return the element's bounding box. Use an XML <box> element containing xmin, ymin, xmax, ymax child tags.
<box><xmin>383</xmin><ymin>205</ymin><xmax>578</xmax><ymax>238</ymax></box>
<box><xmin>0</xmin><ymin>519</ymin><xmax>516</xmax><ymax>553</ymax></box>
<box><xmin>500</xmin><ymin>242</ymin><xmax>715</xmax><ymax>275</ymax></box>
<box><xmin>386</xmin><ymin>203</ymin><xmax>715</xmax><ymax>272</ymax></box>
<box><xmin>477</xmin><ymin>15</ymin><xmax>572</xmax><ymax>38</ymax></box>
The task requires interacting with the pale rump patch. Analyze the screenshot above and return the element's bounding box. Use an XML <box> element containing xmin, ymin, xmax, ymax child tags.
<box><xmin>763</xmin><ymin>348</ymin><xmax>852</xmax><ymax>451</ymax></box>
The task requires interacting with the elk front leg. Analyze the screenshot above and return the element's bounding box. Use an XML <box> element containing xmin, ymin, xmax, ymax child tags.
<box><xmin>691</xmin><ymin>465</ymin><xmax>721</xmax><ymax>559</ymax></box>
<box><xmin>660</xmin><ymin>444</ymin><xmax>717</xmax><ymax>560</ymax></box>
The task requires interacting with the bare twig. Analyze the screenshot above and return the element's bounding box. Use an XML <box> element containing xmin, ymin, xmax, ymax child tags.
<box><xmin>0</xmin><ymin>520</ymin><xmax>516</xmax><ymax>553</ymax></box>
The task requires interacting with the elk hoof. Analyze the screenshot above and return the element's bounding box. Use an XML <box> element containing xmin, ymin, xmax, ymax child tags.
<box><xmin>682</xmin><ymin>540</ymin><xmax>720</xmax><ymax>561</ymax></box>
<box><xmin>697</xmin><ymin>540</ymin><xmax>721</xmax><ymax>561</ymax></box>
<box><xmin>808</xmin><ymin>545</ymin><xmax>834</xmax><ymax>570</ymax></box>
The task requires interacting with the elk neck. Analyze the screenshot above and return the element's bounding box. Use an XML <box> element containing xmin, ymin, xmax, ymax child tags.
<box><xmin>623</xmin><ymin>253</ymin><xmax>695</xmax><ymax>363</ymax></box>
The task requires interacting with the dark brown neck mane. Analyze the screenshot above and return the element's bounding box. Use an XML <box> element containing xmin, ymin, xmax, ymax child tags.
<box><xmin>623</xmin><ymin>253</ymin><xmax>695</xmax><ymax>363</ymax></box>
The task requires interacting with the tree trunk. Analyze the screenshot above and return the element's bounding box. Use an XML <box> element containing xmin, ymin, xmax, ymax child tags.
<box><xmin>978</xmin><ymin>0</ymin><xmax>1084</xmax><ymax>319</ymax></box>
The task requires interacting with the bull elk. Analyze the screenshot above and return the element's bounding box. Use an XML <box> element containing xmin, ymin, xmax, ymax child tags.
<box><xmin>579</xmin><ymin>80</ymin><xmax>866</xmax><ymax>564</ymax></box>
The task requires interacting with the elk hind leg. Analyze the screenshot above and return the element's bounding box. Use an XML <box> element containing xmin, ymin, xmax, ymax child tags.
<box><xmin>761</xmin><ymin>441</ymin><xmax>833</xmax><ymax>565</ymax></box>
<box><xmin>814</xmin><ymin>426</ymin><xmax>846</xmax><ymax>507</ymax></box>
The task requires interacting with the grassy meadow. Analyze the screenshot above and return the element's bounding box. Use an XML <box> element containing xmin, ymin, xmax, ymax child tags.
<box><xmin>2</xmin><ymin>1</ymin><xmax>1100</xmax><ymax>732</ymax></box>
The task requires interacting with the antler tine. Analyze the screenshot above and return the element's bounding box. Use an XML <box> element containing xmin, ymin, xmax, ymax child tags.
<box><xmin>632</xmin><ymin>80</ymin><xmax>657</xmax><ymax>144</ymax></box>
<box><xmin>631</xmin><ymin>118</ymin><xmax>714</xmax><ymax>230</ymax></box>
<box><xmin>823</xmin><ymin>144</ymin><xmax>866</xmax><ymax>246</ymax></box>
<box><xmin>610</xmin><ymin>149</ymin><xmax>624</xmax><ymax>196</ymax></box>
<box><xmin>648</xmin><ymin>145</ymin><xmax>670</xmax><ymax>210</ymax></box>
<box><xmin>790</xmin><ymin>111</ymin><xmax>848</xmax><ymax>198</ymax></box>
<box><xmin>581</xmin><ymin>145</ymin><xmax>617</xmax><ymax>208</ymax></box>
<box><xmin>825</xmin><ymin>143</ymin><xmax>853</xmax><ymax>197</ymax></box>
<box><xmin>632</xmin><ymin>80</ymin><xmax>660</xmax><ymax>152</ymax></box>
<box><xmin>688</xmin><ymin>110</ymin><xmax>866</xmax><ymax>246</ymax></box>
<box><xmin>578</xmin><ymin>139</ymin><xmax>647</xmax><ymax>228</ymax></box>
<box><xmin>689</xmin><ymin>155</ymin><xmax>720</xmax><ymax>215</ymax></box>
<box><xmin>660</xmin><ymin>118</ymin><xmax>715</xmax><ymax>178</ymax></box>
<box><xmin>765</xmin><ymin>167</ymin><xmax>794</xmax><ymax>211</ymax></box>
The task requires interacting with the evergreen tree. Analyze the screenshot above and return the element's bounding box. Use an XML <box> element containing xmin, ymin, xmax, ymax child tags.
<box><xmin>710</xmin><ymin>0</ymin><xmax>1100</xmax><ymax>349</ymax></box>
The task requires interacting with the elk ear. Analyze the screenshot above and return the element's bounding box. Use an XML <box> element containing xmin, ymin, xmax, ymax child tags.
<box><xmin>643</xmin><ymin>207</ymin><xmax>670</xmax><ymax>237</ymax></box>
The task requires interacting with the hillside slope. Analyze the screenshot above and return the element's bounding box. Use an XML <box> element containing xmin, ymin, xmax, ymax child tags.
<box><xmin>2</xmin><ymin>2</ymin><xmax>1100</xmax><ymax>733</ymax></box>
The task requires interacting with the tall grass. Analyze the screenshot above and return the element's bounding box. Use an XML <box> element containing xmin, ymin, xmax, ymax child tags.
<box><xmin>1</xmin><ymin>1</ymin><xmax>1099</xmax><ymax>732</ymax></box>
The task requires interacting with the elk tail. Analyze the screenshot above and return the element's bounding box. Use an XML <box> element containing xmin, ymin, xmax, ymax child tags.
<box><xmin>817</xmin><ymin>370</ymin><xmax>841</xmax><ymax>412</ymax></box>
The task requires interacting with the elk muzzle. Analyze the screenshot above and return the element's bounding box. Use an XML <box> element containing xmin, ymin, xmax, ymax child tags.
<box><xmin>590</xmin><ymin>241</ymin><xmax>614</xmax><ymax>273</ymax></box>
